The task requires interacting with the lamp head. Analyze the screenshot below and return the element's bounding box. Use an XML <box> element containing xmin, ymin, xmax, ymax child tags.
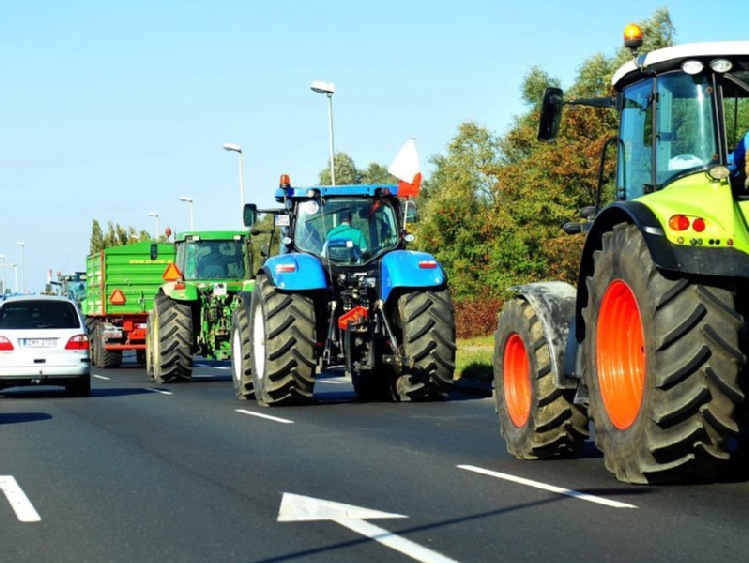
<box><xmin>310</xmin><ymin>80</ymin><xmax>335</xmax><ymax>95</ymax></box>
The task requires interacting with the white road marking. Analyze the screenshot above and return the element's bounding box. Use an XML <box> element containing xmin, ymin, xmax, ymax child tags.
<box><xmin>0</xmin><ymin>476</ymin><xmax>41</xmax><ymax>522</ymax></box>
<box><xmin>236</xmin><ymin>409</ymin><xmax>294</xmax><ymax>424</ymax></box>
<box><xmin>92</xmin><ymin>374</ymin><xmax>110</xmax><ymax>381</ymax></box>
<box><xmin>457</xmin><ymin>464</ymin><xmax>638</xmax><ymax>509</ymax></box>
<box><xmin>278</xmin><ymin>493</ymin><xmax>458</xmax><ymax>563</ymax></box>
<box><xmin>144</xmin><ymin>387</ymin><xmax>173</xmax><ymax>395</ymax></box>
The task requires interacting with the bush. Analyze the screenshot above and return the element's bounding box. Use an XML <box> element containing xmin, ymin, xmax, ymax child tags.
<box><xmin>454</xmin><ymin>295</ymin><xmax>504</xmax><ymax>338</ymax></box>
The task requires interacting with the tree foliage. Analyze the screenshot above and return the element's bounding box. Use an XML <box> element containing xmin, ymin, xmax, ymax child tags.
<box><xmin>318</xmin><ymin>152</ymin><xmax>396</xmax><ymax>185</ymax></box>
<box><xmin>89</xmin><ymin>219</ymin><xmax>155</xmax><ymax>255</ymax></box>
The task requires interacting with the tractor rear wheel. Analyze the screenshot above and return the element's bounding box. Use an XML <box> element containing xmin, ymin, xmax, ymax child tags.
<box><xmin>583</xmin><ymin>223</ymin><xmax>745</xmax><ymax>484</ymax></box>
<box><xmin>145</xmin><ymin>311</ymin><xmax>155</xmax><ymax>380</ymax></box>
<box><xmin>249</xmin><ymin>276</ymin><xmax>316</xmax><ymax>406</ymax></box>
<box><xmin>393</xmin><ymin>289</ymin><xmax>456</xmax><ymax>401</ymax></box>
<box><xmin>231</xmin><ymin>306</ymin><xmax>255</xmax><ymax>400</ymax></box>
<box><xmin>152</xmin><ymin>291</ymin><xmax>193</xmax><ymax>383</ymax></box>
<box><xmin>494</xmin><ymin>298</ymin><xmax>588</xmax><ymax>459</ymax></box>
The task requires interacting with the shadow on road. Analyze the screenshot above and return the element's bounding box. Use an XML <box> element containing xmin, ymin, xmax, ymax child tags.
<box><xmin>0</xmin><ymin>411</ymin><xmax>53</xmax><ymax>425</ymax></box>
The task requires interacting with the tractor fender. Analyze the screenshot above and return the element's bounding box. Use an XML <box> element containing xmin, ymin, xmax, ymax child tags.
<box><xmin>575</xmin><ymin>200</ymin><xmax>749</xmax><ymax>341</ymax></box>
<box><xmin>380</xmin><ymin>250</ymin><xmax>446</xmax><ymax>302</ymax></box>
<box><xmin>508</xmin><ymin>281</ymin><xmax>578</xmax><ymax>390</ymax></box>
<box><xmin>161</xmin><ymin>282</ymin><xmax>200</xmax><ymax>301</ymax></box>
<box><xmin>261</xmin><ymin>253</ymin><xmax>328</xmax><ymax>291</ymax></box>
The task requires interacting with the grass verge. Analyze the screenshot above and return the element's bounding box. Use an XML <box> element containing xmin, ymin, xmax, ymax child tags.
<box><xmin>455</xmin><ymin>335</ymin><xmax>493</xmax><ymax>382</ymax></box>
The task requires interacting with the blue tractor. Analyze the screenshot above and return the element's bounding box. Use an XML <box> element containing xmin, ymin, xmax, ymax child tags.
<box><xmin>230</xmin><ymin>176</ymin><xmax>456</xmax><ymax>406</ymax></box>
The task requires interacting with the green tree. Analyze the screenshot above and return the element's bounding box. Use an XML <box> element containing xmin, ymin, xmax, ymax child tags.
<box><xmin>318</xmin><ymin>152</ymin><xmax>395</xmax><ymax>185</ymax></box>
<box><xmin>90</xmin><ymin>219</ymin><xmax>105</xmax><ymax>254</ymax></box>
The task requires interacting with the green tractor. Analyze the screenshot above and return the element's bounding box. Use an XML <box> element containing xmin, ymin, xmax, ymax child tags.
<box><xmin>493</xmin><ymin>27</ymin><xmax>749</xmax><ymax>483</ymax></box>
<box><xmin>146</xmin><ymin>230</ymin><xmax>255</xmax><ymax>383</ymax></box>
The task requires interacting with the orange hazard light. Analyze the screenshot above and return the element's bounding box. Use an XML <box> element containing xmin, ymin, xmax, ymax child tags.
<box><xmin>163</xmin><ymin>263</ymin><xmax>182</xmax><ymax>281</ymax></box>
<box><xmin>109</xmin><ymin>290</ymin><xmax>126</xmax><ymax>306</ymax></box>
<box><xmin>624</xmin><ymin>23</ymin><xmax>643</xmax><ymax>50</ymax></box>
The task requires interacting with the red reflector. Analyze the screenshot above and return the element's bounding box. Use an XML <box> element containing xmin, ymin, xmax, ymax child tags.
<box><xmin>0</xmin><ymin>336</ymin><xmax>14</xmax><ymax>351</ymax></box>
<box><xmin>418</xmin><ymin>260</ymin><xmax>437</xmax><ymax>269</ymax></box>
<box><xmin>275</xmin><ymin>263</ymin><xmax>296</xmax><ymax>273</ymax></box>
<box><xmin>174</xmin><ymin>283</ymin><xmax>186</xmax><ymax>290</ymax></box>
<box><xmin>338</xmin><ymin>306</ymin><xmax>367</xmax><ymax>330</ymax></box>
<box><xmin>65</xmin><ymin>335</ymin><xmax>89</xmax><ymax>351</ymax></box>
<box><xmin>668</xmin><ymin>215</ymin><xmax>690</xmax><ymax>231</ymax></box>
<box><xmin>692</xmin><ymin>218</ymin><xmax>706</xmax><ymax>232</ymax></box>
<box><xmin>109</xmin><ymin>290</ymin><xmax>126</xmax><ymax>305</ymax></box>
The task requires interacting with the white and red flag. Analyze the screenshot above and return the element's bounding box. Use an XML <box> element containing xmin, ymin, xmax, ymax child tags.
<box><xmin>388</xmin><ymin>138</ymin><xmax>422</xmax><ymax>198</ymax></box>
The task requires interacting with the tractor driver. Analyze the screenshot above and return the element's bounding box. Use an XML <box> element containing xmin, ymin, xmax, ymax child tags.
<box><xmin>729</xmin><ymin>131</ymin><xmax>749</xmax><ymax>190</ymax></box>
<box><xmin>326</xmin><ymin>210</ymin><xmax>368</xmax><ymax>254</ymax></box>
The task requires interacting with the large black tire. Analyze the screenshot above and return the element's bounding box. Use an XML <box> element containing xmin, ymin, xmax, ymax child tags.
<box><xmin>152</xmin><ymin>292</ymin><xmax>193</xmax><ymax>383</ymax></box>
<box><xmin>231</xmin><ymin>306</ymin><xmax>255</xmax><ymax>400</ymax></box>
<box><xmin>250</xmin><ymin>276</ymin><xmax>316</xmax><ymax>406</ymax></box>
<box><xmin>393</xmin><ymin>289</ymin><xmax>456</xmax><ymax>401</ymax></box>
<box><xmin>145</xmin><ymin>311</ymin><xmax>155</xmax><ymax>380</ymax></box>
<box><xmin>494</xmin><ymin>298</ymin><xmax>589</xmax><ymax>459</ymax></box>
<box><xmin>583</xmin><ymin>223</ymin><xmax>745</xmax><ymax>484</ymax></box>
<box><xmin>93</xmin><ymin>322</ymin><xmax>122</xmax><ymax>369</ymax></box>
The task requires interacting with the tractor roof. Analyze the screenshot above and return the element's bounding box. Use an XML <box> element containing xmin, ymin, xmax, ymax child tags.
<box><xmin>274</xmin><ymin>184</ymin><xmax>399</xmax><ymax>203</ymax></box>
<box><xmin>612</xmin><ymin>41</ymin><xmax>749</xmax><ymax>90</ymax></box>
<box><xmin>174</xmin><ymin>230</ymin><xmax>248</xmax><ymax>242</ymax></box>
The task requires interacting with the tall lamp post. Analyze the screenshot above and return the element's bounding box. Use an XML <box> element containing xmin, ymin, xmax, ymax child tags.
<box><xmin>16</xmin><ymin>242</ymin><xmax>25</xmax><ymax>293</ymax></box>
<box><xmin>222</xmin><ymin>143</ymin><xmax>245</xmax><ymax>212</ymax></box>
<box><xmin>148</xmin><ymin>212</ymin><xmax>160</xmax><ymax>242</ymax></box>
<box><xmin>179</xmin><ymin>196</ymin><xmax>195</xmax><ymax>230</ymax></box>
<box><xmin>310</xmin><ymin>80</ymin><xmax>336</xmax><ymax>186</ymax></box>
<box><xmin>0</xmin><ymin>254</ymin><xmax>5</xmax><ymax>295</ymax></box>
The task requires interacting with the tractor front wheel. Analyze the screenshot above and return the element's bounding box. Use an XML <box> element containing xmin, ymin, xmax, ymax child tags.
<box><xmin>393</xmin><ymin>289</ymin><xmax>456</xmax><ymax>401</ymax></box>
<box><xmin>152</xmin><ymin>291</ymin><xmax>193</xmax><ymax>383</ymax></box>
<box><xmin>231</xmin><ymin>306</ymin><xmax>255</xmax><ymax>400</ymax></box>
<box><xmin>494</xmin><ymin>298</ymin><xmax>588</xmax><ymax>459</ymax></box>
<box><xmin>583</xmin><ymin>223</ymin><xmax>745</xmax><ymax>484</ymax></box>
<box><xmin>249</xmin><ymin>276</ymin><xmax>317</xmax><ymax>406</ymax></box>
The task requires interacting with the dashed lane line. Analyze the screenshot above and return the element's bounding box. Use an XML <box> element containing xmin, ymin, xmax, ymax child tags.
<box><xmin>458</xmin><ymin>464</ymin><xmax>638</xmax><ymax>509</ymax></box>
<box><xmin>144</xmin><ymin>387</ymin><xmax>173</xmax><ymax>395</ymax></box>
<box><xmin>92</xmin><ymin>374</ymin><xmax>110</xmax><ymax>381</ymax></box>
<box><xmin>236</xmin><ymin>409</ymin><xmax>294</xmax><ymax>424</ymax></box>
<box><xmin>0</xmin><ymin>476</ymin><xmax>41</xmax><ymax>522</ymax></box>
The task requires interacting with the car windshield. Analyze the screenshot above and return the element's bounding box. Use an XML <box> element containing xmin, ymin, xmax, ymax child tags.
<box><xmin>177</xmin><ymin>239</ymin><xmax>246</xmax><ymax>279</ymax></box>
<box><xmin>0</xmin><ymin>300</ymin><xmax>80</xmax><ymax>330</ymax></box>
<box><xmin>293</xmin><ymin>197</ymin><xmax>399</xmax><ymax>264</ymax></box>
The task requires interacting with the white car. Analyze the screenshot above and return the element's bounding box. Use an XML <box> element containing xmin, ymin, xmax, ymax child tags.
<box><xmin>0</xmin><ymin>295</ymin><xmax>91</xmax><ymax>396</ymax></box>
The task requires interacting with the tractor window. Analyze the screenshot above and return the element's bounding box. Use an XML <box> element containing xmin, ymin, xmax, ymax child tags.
<box><xmin>177</xmin><ymin>240</ymin><xmax>246</xmax><ymax>280</ymax></box>
<box><xmin>618</xmin><ymin>79</ymin><xmax>653</xmax><ymax>199</ymax></box>
<box><xmin>293</xmin><ymin>197</ymin><xmax>399</xmax><ymax>264</ymax></box>
<box><xmin>722</xmin><ymin>70</ymin><xmax>749</xmax><ymax>158</ymax></box>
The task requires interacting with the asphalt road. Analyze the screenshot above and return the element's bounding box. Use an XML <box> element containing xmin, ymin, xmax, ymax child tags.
<box><xmin>2</xmin><ymin>354</ymin><xmax>749</xmax><ymax>562</ymax></box>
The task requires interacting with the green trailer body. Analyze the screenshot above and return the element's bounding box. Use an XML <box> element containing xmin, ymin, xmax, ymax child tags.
<box><xmin>83</xmin><ymin>242</ymin><xmax>174</xmax><ymax>367</ymax></box>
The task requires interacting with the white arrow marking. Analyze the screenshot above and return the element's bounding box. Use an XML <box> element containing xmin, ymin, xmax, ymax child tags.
<box><xmin>458</xmin><ymin>465</ymin><xmax>638</xmax><ymax>508</ymax></box>
<box><xmin>278</xmin><ymin>493</ymin><xmax>459</xmax><ymax>563</ymax></box>
<box><xmin>0</xmin><ymin>476</ymin><xmax>41</xmax><ymax>522</ymax></box>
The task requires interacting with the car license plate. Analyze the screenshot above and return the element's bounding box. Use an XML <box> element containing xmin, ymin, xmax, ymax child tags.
<box><xmin>21</xmin><ymin>338</ymin><xmax>57</xmax><ymax>348</ymax></box>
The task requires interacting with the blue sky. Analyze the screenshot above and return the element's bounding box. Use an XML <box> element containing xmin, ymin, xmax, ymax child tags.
<box><xmin>1</xmin><ymin>0</ymin><xmax>746</xmax><ymax>292</ymax></box>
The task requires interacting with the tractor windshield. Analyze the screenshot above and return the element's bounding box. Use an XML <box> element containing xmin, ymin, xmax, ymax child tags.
<box><xmin>618</xmin><ymin>72</ymin><xmax>719</xmax><ymax>199</ymax></box>
<box><xmin>293</xmin><ymin>197</ymin><xmax>399</xmax><ymax>264</ymax></box>
<box><xmin>177</xmin><ymin>239</ymin><xmax>246</xmax><ymax>279</ymax></box>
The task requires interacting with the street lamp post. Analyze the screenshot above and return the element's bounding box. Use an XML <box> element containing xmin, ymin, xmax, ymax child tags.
<box><xmin>148</xmin><ymin>212</ymin><xmax>160</xmax><ymax>242</ymax></box>
<box><xmin>223</xmin><ymin>143</ymin><xmax>245</xmax><ymax>212</ymax></box>
<box><xmin>310</xmin><ymin>80</ymin><xmax>336</xmax><ymax>186</ymax></box>
<box><xmin>0</xmin><ymin>254</ymin><xmax>5</xmax><ymax>295</ymax></box>
<box><xmin>16</xmin><ymin>242</ymin><xmax>25</xmax><ymax>293</ymax></box>
<box><xmin>180</xmin><ymin>196</ymin><xmax>195</xmax><ymax>230</ymax></box>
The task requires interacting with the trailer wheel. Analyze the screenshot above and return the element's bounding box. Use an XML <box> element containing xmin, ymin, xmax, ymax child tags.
<box><xmin>94</xmin><ymin>323</ymin><xmax>122</xmax><ymax>369</ymax></box>
<box><xmin>231</xmin><ymin>306</ymin><xmax>255</xmax><ymax>400</ymax></box>
<box><xmin>393</xmin><ymin>289</ymin><xmax>456</xmax><ymax>401</ymax></box>
<box><xmin>494</xmin><ymin>298</ymin><xmax>588</xmax><ymax>459</ymax></box>
<box><xmin>152</xmin><ymin>291</ymin><xmax>193</xmax><ymax>383</ymax></box>
<box><xmin>145</xmin><ymin>312</ymin><xmax>155</xmax><ymax>380</ymax></box>
<box><xmin>583</xmin><ymin>223</ymin><xmax>745</xmax><ymax>484</ymax></box>
<box><xmin>249</xmin><ymin>276</ymin><xmax>316</xmax><ymax>406</ymax></box>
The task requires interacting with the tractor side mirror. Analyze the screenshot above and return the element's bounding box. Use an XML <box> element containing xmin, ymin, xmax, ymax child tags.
<box><xmin>243</xmin><ymin>203</ymin><xmax>258</xmax><ymax>228</ymax></box>
<box><xmin>403</xmin><ymin>200</ymin><xmax>418</xmax><ymax>223</ymax></box>
<box><xmin>538</xmin><ymin>87</ymin><xmax>564</xmax><ymax>142</ymax></box>
<box><xmin>150</xmin><ymin>243</ymin><xmax>158</xmax><ymax>260</ymax></box>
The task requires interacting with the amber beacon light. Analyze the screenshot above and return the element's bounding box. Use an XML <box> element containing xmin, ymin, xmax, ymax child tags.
<box><xmin>624</xmin><ymin>23</ymin><xmax>643</xmax><ymax>50</ymax></box>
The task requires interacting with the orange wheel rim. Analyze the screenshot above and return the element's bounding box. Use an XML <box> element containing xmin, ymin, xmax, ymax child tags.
<box><xmin>504</xmin><ymin>334</ymin><xmax>531</xmax><ymax>427</ymax></box>
<box><xmin>596</xmin><ymin>279</ymin><xmax>645</xmax><ymax>429</ymax></box>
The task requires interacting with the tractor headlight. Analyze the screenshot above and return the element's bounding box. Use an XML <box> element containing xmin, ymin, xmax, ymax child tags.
<box><xmin>710</xmin><ymin>59</ymin><xmax>733</xmax><ymax>73</ymax></box>
<box><xmin>681</xmin><ymin>60</ymin><xmax>704</xmax><ymax>75</ymax></box>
